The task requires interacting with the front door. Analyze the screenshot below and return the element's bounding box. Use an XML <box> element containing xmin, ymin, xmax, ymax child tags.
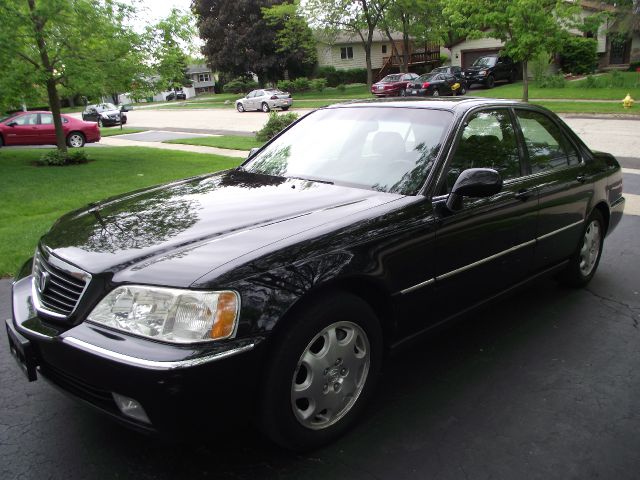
<box><xmin>4</xmin><ymin>113</ymin><xmax>40</xmax><ymax>145</ymax></box>
<box><xmin>431</xmin><ymin>108</ymin><xmax>539</xmax><ymax>320</ymax></box>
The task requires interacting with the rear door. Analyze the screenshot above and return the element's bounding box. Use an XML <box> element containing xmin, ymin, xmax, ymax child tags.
<box><xmin>431</xmin><ymin>108</ymin><xmax>539</xmax><ymax>320</ymax></box>
<box><xmin>37</xmin><ymin>113</ymin><xmax>56</xmax><ymax>144</ymax></box>
<box><xmin>513</xmin><ymin>108</ymin><xmax>592</xmax><ymax>271</ymax></box>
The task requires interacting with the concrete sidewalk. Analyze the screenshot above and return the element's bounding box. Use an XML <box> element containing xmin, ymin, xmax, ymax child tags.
<box><xmin>98</xmin><ymin>135</ymin><xmax>248</xmax><ymax>158</ymax></box>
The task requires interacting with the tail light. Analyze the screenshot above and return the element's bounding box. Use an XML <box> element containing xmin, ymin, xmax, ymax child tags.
<box><xmin>270</xmin><ymin>95</ymin><xmax>278</xmax><ymax>100</ymax></box>
<box><xmin>422</xmin><ymin>82</ymin><xmax>430</xmax><ymax>88</ymax></box>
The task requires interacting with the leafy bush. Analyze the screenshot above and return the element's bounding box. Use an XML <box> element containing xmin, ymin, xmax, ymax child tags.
<box><xmin>336</xmin><ymin>83</ymin><xmax>346</xmax><ymax>92</ymax></box>
<box><xmin>538</xmin><ymin>74</ymin><xmax>566</xmax><ymax>88</ymax></box>
<box><xmin>609</xmin><ymin>70</ymin><xmax>625</xmax><ymax>87</ymax></box>
<box><xmin>310</xmin><ymin>78</ymin><xmax>327</xmax><ymax>92</ymax></box>
<box><xmin>531</xmin><ymin>52</ymin><xmax>552</xmax><ymax>83</ymax></box>
<box><xmin>292</xmin><ymin>77</ymin><xmax>311</xmax><ymax>92</ymax></box>
<box><xmin>315</xmin><ymin>66</ymin><xmax>367</xmax><ymax>86</ymax></box>
<box><xmin>559</xmin><ymin>36</ymin><xmax>597</xmax><ymax>75</ymax></box>
<box><xmin>223</xmin><ymin>77</ymin><xmax>259</xmax><ymax>94</ymax></box>
<box><xmin>37</xmin><ymin>149</ymin><xmax>90</xmax><ymax>166</ymax></box>
<box><xmin>629</xmin><ymin>61</ymin><xmax>640</xmax><ymax>72</ymax></box>
<box><xmin>277</xmin><ymin>79</ymin><xmax>295</xmax><ymax>92</ymax></box>
<box><xmin>256</xmin><ymin>112</ymin><xmax>299</xmax><ymax>142</ymax></box>
<box><xmin>584</xmin><ymin>74</ymin><xmax>598</xmax><ymax>88</ymax></box>
<box><xmin>439</xmin><ymin>54</ymin><xmax>449</xmax><ymax>65</ymax></box>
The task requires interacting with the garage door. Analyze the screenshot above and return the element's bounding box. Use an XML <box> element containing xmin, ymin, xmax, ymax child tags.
<box><xmin>461</xmin><ymin>49</ymin><xmax>501</xmax><ymax>69</ymax></box>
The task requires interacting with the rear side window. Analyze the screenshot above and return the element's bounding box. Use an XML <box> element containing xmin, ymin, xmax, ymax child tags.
<box><xmin>515</xmin><ymin>110</ymin><xmax>580</xmax><ymax>173</ymax></box>
<box><xmin>40</xmin><ymin>113</ymin><xmax>53</xmax><ymax>124</ymax></box>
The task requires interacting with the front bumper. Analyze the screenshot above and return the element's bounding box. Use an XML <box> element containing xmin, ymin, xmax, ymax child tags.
<box><xmin>463</xmin><ymin>74</ymin><xmax>487</xmax><ymax>84</ymax></box>
<box><xmin>8</xmin><ymin>276</ymin><xmax>264</xmax><ymax>435</ymax></box>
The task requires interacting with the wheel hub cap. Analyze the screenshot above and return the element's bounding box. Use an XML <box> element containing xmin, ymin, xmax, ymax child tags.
<box><xmin>579</xmin><ymin>220</ymin><xmax>601</xmax><ymax>276</ymax></box>
<box><xmin>291</xmin><ymin>321</ymin><xmax>370</xmax><ymax>430</ymax></box>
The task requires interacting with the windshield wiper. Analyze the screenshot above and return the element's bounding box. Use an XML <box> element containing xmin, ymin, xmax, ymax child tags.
<box><xmin>287</xmin><ymin>175</ymin><xmax>334</xmax><ymax>185</ymax></box>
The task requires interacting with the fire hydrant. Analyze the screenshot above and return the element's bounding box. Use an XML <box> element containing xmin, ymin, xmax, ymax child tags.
<box><xmin>622</xmin><ymin>93</ymin><xmax>635</xmax><ymax>109</ymax></box>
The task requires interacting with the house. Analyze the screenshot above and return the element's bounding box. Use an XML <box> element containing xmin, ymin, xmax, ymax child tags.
<box><xmin>315</xmin><ymin>30</ymin><xmax>442</xmax><ymax>80</ymax></box>
<box><xmin>186</xmin><ymin>64</ymin><xmax>216</xmax><ymax>94</ymax></box>
<box><xmin>447</xmin><ymin>1</ymin><xmax>639</xmax><ymax>71</ymax></box>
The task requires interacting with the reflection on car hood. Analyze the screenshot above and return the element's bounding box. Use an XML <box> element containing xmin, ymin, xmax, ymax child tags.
<box><xmin>41</xmin><ymin>170</ymin><xmax>401</xmax><ymax>286</ymax></box>
<box><xmin>464</xmin><ymin>66</ymin><xmax>488</xmax><ymax>73</ymax></box>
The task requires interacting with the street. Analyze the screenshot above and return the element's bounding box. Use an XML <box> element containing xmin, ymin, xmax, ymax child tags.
<box><xmin>1</xmin><ymin>109</ymin><xmax>639</xmax><ymax>479</ymax></box>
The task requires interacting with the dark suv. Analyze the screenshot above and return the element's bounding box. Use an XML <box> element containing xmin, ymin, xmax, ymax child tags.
<box><xmin>463</xmin><ymin>55</ymin><xmax>517</xmax><ymax>89</ymax></box>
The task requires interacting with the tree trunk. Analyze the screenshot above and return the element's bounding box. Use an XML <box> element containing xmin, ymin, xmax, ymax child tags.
<box><xmin>365</xmin><ymin>27</ymin><xmax>375</xmax><ymax>86</ymax></box>
<box><xmin>402</xmin><ymin>16</ymin><xmax>410</xmax><ymax>73</ymax></box>
<box><xmin>46</xmin><ymin>78</ymin><xmax>67</xmax><ymax>151</ymax></box>
<box><xmin>522</xmin><ymin>60</ymin><xmax>529</xmax><ymax>102</ymax></box>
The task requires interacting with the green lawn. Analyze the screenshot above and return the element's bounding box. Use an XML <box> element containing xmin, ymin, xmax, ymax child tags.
<box><xmin>164</xmin><ymin>135</ymin><xmax>263</xmax><ymax>150</ymax></box>
<box><xmin>0</xmin><ymin>147</ymin><xmax>241</xmax><ymax>277</ymax></box>
<box><xmin>100</xmin><ymin>127</ymin><xmax>146</xmax><ymax>137</ymax></box>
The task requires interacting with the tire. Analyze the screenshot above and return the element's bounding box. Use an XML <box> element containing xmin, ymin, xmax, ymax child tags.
<box><xmin>237</xmin><ymin>103</ymin><xmax>245</xmax><ymax>113</ymax></box>
<box><xmin>458</xmin><ymin>83</ymin><xmax>467</xmax><ymax>96</ymax></box>
<box><xmin>98</xmin><ymin>118</ymin><xmax>103</xmax><ymax>127</ymax></box>
<box><xmin>485</xmin><ymin>75</ymin><xmax>495</xmax><ymax>89</ymax></box>
<box><xmin>0</xmin><ymin>135</ymin><xmax>3</xmax><ymax>148</ymax></box>
<box><xmin>281</xmin><ymin>107</ymin><xmax>289</xmax><ymax>111</ymax></box>
<box><xmin>558</xmin><ymin>209</ymin><xmax>605</xmax><ymax>287</ymax></box>
<box><xmin>258</xmin><ymin>292</ymin><xmax>383</xmax><ymax>451</ymax></box>
<box><xmin>262</xmin><ymin>102</ymin><xmax>271</xmax><ymax>113</ymax></box>
<box><xmin>66</xmin><ymin>132</ymin><xmax>85</xmax><ymax>148</ymax></box>
<box><xmin>400</xmin><ymin>89</ymin><xmax>406</xmax><ymax>97</ymax></box>
<box><xmin>432</xmin><ymin>89</ymin><xmax>440</xmax><ymax>97</ymax></box>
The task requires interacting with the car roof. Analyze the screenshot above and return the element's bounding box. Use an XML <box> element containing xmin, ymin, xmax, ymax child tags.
<box><xmin>323</xmin><ymin>97</ymin><xmax>533</xmax><ymax>114</ymax></box>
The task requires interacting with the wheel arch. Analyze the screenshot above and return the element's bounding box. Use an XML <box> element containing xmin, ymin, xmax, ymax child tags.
<box><xmin>592</xmin><ymin>201</ymin><xmax>610</xmax><ymax>235</ymax></box>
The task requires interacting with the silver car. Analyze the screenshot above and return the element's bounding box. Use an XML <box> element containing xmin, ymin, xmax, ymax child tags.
<box><xmin>236</xmin><ymin>89</ymin><xmax>293</xmax><ymax>113</ymax></box>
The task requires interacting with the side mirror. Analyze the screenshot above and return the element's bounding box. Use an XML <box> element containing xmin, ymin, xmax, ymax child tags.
<box><xmin>446</xmin><ymin>168</ymin><xmax>502</xmax><ymax>211</ymax></box>
<box><xmin>7</xmin><ymin>121</ymin><xmax>17</xmax><ymax>127</ymax></box>
<box><xmin>247</xmin><ymin>147</ymin><xmax>260</xmax><ymax>159</ymax></box>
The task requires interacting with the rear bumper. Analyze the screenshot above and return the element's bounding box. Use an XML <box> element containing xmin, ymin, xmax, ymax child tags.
<box><xmin>8</xmin><ymin>276</ymin><xmax>265</xmax><ymax>435</ymax></box>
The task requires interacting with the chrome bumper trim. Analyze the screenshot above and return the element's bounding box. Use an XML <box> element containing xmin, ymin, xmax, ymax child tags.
<box><xmin>62</xmin><ymin>337</ymin><xmax>255</xmax><ymax>370</ymax></box>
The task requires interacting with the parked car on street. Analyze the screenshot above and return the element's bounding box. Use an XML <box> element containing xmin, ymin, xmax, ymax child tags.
<box><xmin>7</xmin><ymin>98</ymin><xmax>624</xmax><ymax>452</ymax></box>
<box><xmin>406</xmin><ymin>72</ymin><xmax>463</xmax><ymax>96</ymax></box>
<box><xmin>0</xmin><ymin>111</ymin><xmax>100</xmax><ymax>147</ymax></box>
<box><xmin>165</xmin><ymin>92</ymin><xmax>176</xmax><ymax>101</ymax></box>
<box><xmin>175</xmin><ymin>89</ymin><xmax>187</xmax><ymax>100</ymax></box>
<box><xmin>463</xmin><ymin>55</ymin><xmax>517</xmax><ymax>89</ymax></box>
<box><xmin>81</xmin><ymin>103</ymin><xmax>128</xmax><ymax>127</ymax></box>
<box><xmin>371</xmin><ymin>73</ymin><xmax>420</xmax><ymax>97</ymax></box>
<box><xmin>236</xmin><ymin>89</ymin><xmax>292</xmax><ymax>112</ymax></box>
<box><xmin>430</xmin><ymin>66</ymin><xmax>467</xmax><ymax>94</ymax></box>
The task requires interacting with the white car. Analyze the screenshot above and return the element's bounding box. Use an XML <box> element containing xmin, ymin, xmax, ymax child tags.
<box><xmin>236</xmin><ymin>89</ymin><xmax>293</xmax><ymax>113</ymax></box>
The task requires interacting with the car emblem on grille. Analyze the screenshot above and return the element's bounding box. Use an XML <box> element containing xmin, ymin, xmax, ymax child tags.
<box><xmin>38</xmin><ymin>271</ymin><xmax>50</xmax><ymax>293</ymax></box>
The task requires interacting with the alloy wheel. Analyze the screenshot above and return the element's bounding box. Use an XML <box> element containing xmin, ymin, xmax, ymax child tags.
<box><xmin>579</xmin><ymin>220</ymin><xmax>601</xmax><ymax>276</ymax></box>
<box><xmin>432</xmin><ymin>90</ymin><xmax>440</xmax><ymax>97</ymax></box>
<box><xmin>68</xmin><ymin>134</ymin><xmax>84</xmax><ymax>148</ymax></box>
<box><xmin>291</xmin><ymin>321</ymin><xmax>370</xmax><ymax>430</ymax></box>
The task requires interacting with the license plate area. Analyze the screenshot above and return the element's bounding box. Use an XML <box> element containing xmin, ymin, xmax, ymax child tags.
<box><xmin>5</xmin><ymin>319</ymin><xmax>38</xmax><ymax>381</ymax></box>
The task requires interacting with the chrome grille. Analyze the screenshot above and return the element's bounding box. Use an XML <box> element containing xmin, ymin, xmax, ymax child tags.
<box><xmin>32</xmin><ymin>249</ymin><xmax>91</xmax><ymax>318</ymax></box>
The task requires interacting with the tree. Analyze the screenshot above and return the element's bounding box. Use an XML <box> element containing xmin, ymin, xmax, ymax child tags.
<box><xmin>445</xmin><ymin>0</ymin><xmax>577</xmax><ymax>101</ymax></box>
<box><xmin>0</xmin><ymin>0</ymin><xmax>146</xmax><ymax>153</ymax></box>
<box><xmin>193</xmin><ymin>0</ymin><xmax>283</xmax><ymax>83</ymax></box>
<box><xmin>262</xmin><ymin>1</ymin><xmax>318</xmax><ymax>78</ymax></box>
<box><xmin>305</xmin><ymin>0</ymin><xmax>391</xmax><ymax>86</ymax></box>
<box><xmin>148</xmin><ymin>9</ymin><xmax>196</xmax><ymax>92</ymax></box>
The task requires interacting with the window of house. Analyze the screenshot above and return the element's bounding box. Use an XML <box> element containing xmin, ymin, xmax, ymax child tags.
<box><xmin>198</xmin><ymin>73</ymin><xmax>211</xmax><ymax>82</ymax></box>
<box><xmin>340</xmin><ymin>47</ymin><xmax>353</xmax><ymax>59</ymax></box>
<box><xmin>515</xmin><ymin>110</ymin><xmax>580</xmax><ymax>173</ymax></box>
<box><xmin>382</xmin><ymin>45</ymin><xmax>387</xmax><ymax>54</ymax></box>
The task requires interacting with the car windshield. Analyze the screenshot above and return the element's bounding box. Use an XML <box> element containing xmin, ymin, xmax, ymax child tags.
<box><xmin>95</xmin><ymin>103</ymin><xmax>117</xmax><ymax>112</ymax></box>
<box><xmin>472</xmin><ymin>56</ymin><xmax>497</xmax><ymax>67</ymax></box>
<box><xmin>381</xmin><ymin>74</ymin><xmax>402</xmax><ymax>82</ymax></box>
<box><xmin>431</xmin><ymin>68</ymin><xmax>447</xmax><ymax>74</ymax></box>
<box><xmin>242</xmin><ymin>107</ymin><xmax>452</xmax><ymax>195</ymax></box>
<box><xmin>0</xmin><ymin>112</ymin><xmax>19</xmax><ymax>123</ymax></box>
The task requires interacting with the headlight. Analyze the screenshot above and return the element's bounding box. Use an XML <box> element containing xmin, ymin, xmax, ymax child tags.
<box><xmin>88</xmin><ymin>286</ymin><xmax>239</xmax><ymax>344</ymax></box>
<box><xmin>479</xmin><ymin>70</ymin><xmax>487</xmax><ymax>76</ymax></box>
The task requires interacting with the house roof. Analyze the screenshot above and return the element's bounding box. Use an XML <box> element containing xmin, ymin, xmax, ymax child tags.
<box><xmin>580</xmin><ymin>0</ymin><xmax>616</xmax><ymax>13</ymax></box>
<box><xmin>186</xmin><ymin>64</ymin><xmax>211</xmax><ymax>74</ymax></box>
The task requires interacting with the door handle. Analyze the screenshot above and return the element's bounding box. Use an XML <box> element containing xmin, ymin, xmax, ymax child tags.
<box><xmin>576</xmin><ymin>175</ymin><xmax>587</xmax><ymax>183</ymax></box>
<box><xmin>514</xmin><ymin>189</ymin><xmax>533</xmax><ymax>200</ymax></box>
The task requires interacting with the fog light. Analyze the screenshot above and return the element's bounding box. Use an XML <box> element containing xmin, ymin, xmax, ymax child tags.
<box><xmin>112</xmin><ymin>392</ymin><xmax>151</xmax><ymax>424</ymax></box>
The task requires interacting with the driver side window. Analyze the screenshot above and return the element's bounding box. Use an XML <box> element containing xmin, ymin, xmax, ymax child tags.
<box><xmin>442</xmin><ymin>109</ymin><xmax>521</xmax><ymax>194</ymax></box>
<box><xmin>13</xmin><ymin>113</ymin><xmax>39</xmax><ymax>125</ymax></box>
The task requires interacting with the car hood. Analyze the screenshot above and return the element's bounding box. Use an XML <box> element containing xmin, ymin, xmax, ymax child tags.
<box><xmin>41</xmin><ymin>170</ymin><xmax>401</xmax><ymax>286</ymax></box>
<box><xmin>464</xmin><ymin>66</ymin><xmax>489</xmax><ymax>73</ymax></box>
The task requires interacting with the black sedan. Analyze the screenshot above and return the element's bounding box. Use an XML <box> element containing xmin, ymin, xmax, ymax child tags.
<box><xmin>406</xmin><ymin>72</ymin><xmax>463</xmax><ymax>96</ymax></box>
<box><xmin>430</xmin><ymin>66</ymin><xmax>467</xmax><ymax>94</ymax></box>
<box><xmin>7</xmin><ymin>98</ymin><xmax>625</xmax><ymax>452</ymax></box>
<box><xmin>81</xmin><ymin>103</ymin><xmax>128</xmax><ymax>127</ymax></box>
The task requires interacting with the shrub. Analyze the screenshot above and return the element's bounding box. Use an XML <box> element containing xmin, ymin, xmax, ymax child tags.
<box><xmin>628</xmin><ymin>61</ymin><xmax>640</xmax><ymax>72</ymax></box>
<box><xmin>292</xmin><ymin>77</ymin><xmax>311</xmax><ymax>92</ymax></box>
<box><xmin>559</xmin><ymin>36</ymin><xmax>597</xmax><ymax>75</ymax></box>
<box><xmin>608</xmin><ymin>70</ymin><xmax>625</xmax><ymax>87</ymax></box>
<box><xmin>310</xmin><ymin>78</ymin><xmax>327</xmax><ymax>92</ymax></box>
<box><xmin>439</xmin><ymin>54</ymin><xmax>449</xmax><ymax>65</ymax></box>
<box><xmin>277</xmin><ymin>79</ymin><xmax>295</xmax><ymax>92</ymax></box>
<box><xmin>584</xmin><ymin>74</ymin><xmax>598</xmax><ymax>88</ymax></box>
<box><xmin>315</xmin><ymin>66</ymin><xmax>367</xmax><ymax>86</ymax></box>
<box><xmin>316</xmin><ymin>66</ymin><xmax>341</xmax><ymax>87</ymax></box>
<box><xmin>336</xmin><ymin>83</ymin><xmax>346</xmax><ymax>92</ymax></box>
<box><xmin>531</xmin><ymin>52</ymin><xmax>552</xmax><ymax>83</ymax></box>
<box><xmin>223</xmin><ymin>77</ymin><xmax>259</xmax><ymax>94</ymax></box>
<box><xmin>37</xmin><ymin>149</ymin><xmax>90</xmax><ymax>166</ymax></box>
<box><xmin>538</xmin><ymin>74</ymin><xmax>566</xmax><ymax>88</ymax></box>
<box><xmin>256</xmin><ymin>112</ymin><xmax>299</xmax><ymax>142</ymax></box>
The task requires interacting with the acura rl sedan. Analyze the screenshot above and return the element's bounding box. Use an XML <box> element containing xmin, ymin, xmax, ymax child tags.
<box><xmin>7</xmin><ymin>98</ymin><xmax>625</xmax><ymax>451</ymax></box>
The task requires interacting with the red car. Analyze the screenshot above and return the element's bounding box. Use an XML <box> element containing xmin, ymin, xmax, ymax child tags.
<box><xmin>371</xmin><ymin>73</ymin><xmax>419</xmax><ymax>97</ymax></box>
<box><xmin>0</xmin><ymin>111</ymin><xmax>100</xmax><ymax>148</ymax></box>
